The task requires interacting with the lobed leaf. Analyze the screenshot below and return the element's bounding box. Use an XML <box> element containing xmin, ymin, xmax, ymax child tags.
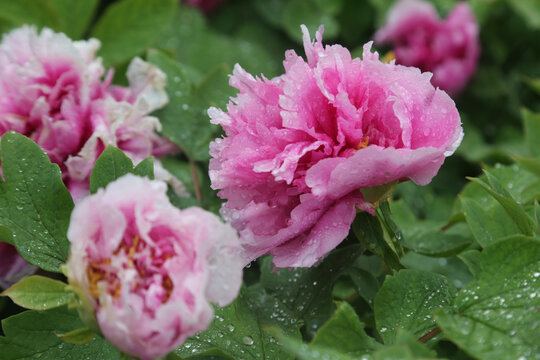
<box><xmin>435</xmin><ymin>236</ymin><xmax>540</xmax><ymax>359</ymax></box>
<box><xmin>174</xmin><ymin>287</ymin><xmax>301</xmax><ymax>360</ymax></box>
<box><xmin>0</xmin><ymin>132</ymin><xmax>73</xmax><ymax>272</ymax></box>
<box><xmin>374</xmin><ymin>269</ymin><xmax>456</xmax><ymax>344</ymax></box>
<box><xmin>260</xmin><ymin>245</ymin><xmax>363</xmax><ymax>324</ymax></box>
<box><xmin>311</xmin><ymin>301</ymin><xmax>379</xmax><ymax>356</ymax></box>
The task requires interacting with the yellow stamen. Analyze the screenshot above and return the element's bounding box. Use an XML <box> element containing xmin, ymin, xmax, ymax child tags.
<box><xmin>162</xmin><ymin>276</ymin><xmax>173</xmax><ymax>303</ymax></box>
<box><xmin>356</xmin><ymin>136</ymin><xmax>370</xmax><ymax>150</ymax></box>
<box><xmin>382</xmin><ymin>51</ymin><xmax>395</xmax><ymax>63</ymax></box>
<box><xmin>128</xmin><ymin>235</ymin><xmax>140</xmax><ymax>260</ymax></box>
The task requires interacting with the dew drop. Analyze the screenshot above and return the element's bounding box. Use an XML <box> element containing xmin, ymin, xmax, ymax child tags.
<box><xmin>242</xmin><ymin>336</ymin><xmax>254</xmax><ymax>346</ymax></box>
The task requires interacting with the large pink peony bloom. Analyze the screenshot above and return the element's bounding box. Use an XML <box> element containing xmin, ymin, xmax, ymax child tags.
<box><xmin>0</xmin><ymin>243</ymin><xmax>36</xmax><ymax>289</ymax></box>
<box><xmin>209</xmin><ymin>25</ymin><xmax>463</xmax><ymax>268</ymax></box>
<box><xmin>0</xmin><ymin>26</ymin><xmax>179</xmax><ymax>201</ymax></box>
<box><xmin>66</xmin><ymin>174</ymin><xmax>242</xmax><ymax>360</ymax></box>
<box><xmin>375</xmin><ymin>0</ymin><xmax>480</xmax><ymax>96</ymax></box>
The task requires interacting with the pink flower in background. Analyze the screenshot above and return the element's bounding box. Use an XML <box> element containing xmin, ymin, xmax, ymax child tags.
<box><xmin>375</xmin><ymin>0</ymin><xmax>480</xmax><ymax>96</ymax></box>
<box><xmin>66</xmin><ymin>175</ymin><xmax>242</xmax><ymax>360</ymax></box>
<box><xmin>0</xmin><ymin>243</ymin><xmax>36</xmax><ymax>289</ymax></box>
<box><xmin>210</xmin><ymin>25</ymin><xmax>462</xmax><ymax>268</ymax></box>
<box><xmin>0</xmin><ymin>26</ymin><xmax>180</xmax><ymax>201</ymax></box>
<box><xmin>0</xmin><ymin>26</ymin><xmax>106</xmax><ymax>167</ymax></box>
<box><xmin>183</xmin><ymin>0</ymin><xmax>226</xmax><ymax>13</ymax></box>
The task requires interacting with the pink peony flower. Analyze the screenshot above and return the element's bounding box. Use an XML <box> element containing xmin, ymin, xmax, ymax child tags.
<box><xmin>375</xmin><ymin>0</ymin><xmax>480</xmax><ymax>96</ymax></box>
<box><xmin>66</xmin><ymin>174</ymin><xmax>242</xmax><ymax>360</ymax></box>
<box><xmin>209</xmin><ymin>25</ymin><xmax>463</xmax><ymax>268</ymax></box>
<box><xmin>0</xmin><ymin>243</ymin><xmax>36</xmax><ymax>289</ymax></box>
<box><xmin>0</xmin><ymin>26</ymin><xmax>180</xmax><ymax>201</ymax></box>
<box><xmin>183</xmin><ymin>0</ymin><xmax>226</xmax><ymax>13</ymax></box>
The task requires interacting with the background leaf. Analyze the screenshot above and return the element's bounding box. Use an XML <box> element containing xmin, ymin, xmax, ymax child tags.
<box><xmin>147</xmin><ymin>50</ymin><xmax>222</xmax><ymax>161</ymax></box>
<box><xmin>90</xmin><ymin>0</ymin><xmax>176</xmax><ymax>66</ymax></box>
<box><xmin>0</xmin><ymin>0</ymin><xmax>98</xmax><ymax>38</ymax></box>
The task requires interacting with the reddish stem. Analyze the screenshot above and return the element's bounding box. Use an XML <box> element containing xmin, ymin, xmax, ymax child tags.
<box><xmin>190</xmin><ymin>159</ymin><xmax>202</xmax><ymax>203</ymax></box>
<box><xmin>418</xmin><ymin>327</ymin><xmax>442</xmax><ymax>343</ymax></box>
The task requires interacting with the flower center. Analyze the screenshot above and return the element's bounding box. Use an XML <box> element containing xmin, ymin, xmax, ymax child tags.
<box><xmin>356</xmin><ymin>136</ymin><xmax>370</xmax><ymax>150</ymax></box>
<box><xmin>86</xmin><ymin>234</ymin><xmax>174</xmax><ymax>306</ymax></box>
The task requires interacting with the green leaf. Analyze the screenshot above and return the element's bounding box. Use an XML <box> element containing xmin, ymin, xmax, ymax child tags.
<box><xmin>403</xmin><ymin>230</ymin><xmax>471</xmax><ymax>258</ymax></box>
<box><xmin>522</xmin><ymin>108</ymin><xmax>540</xmax><ymax>157</ymax></box>
<box><xmin>56</xmin><ymin>328</ymin><xmax>96</xmax><ymax>344</ymax></box>
<box><xmin>0</xmin><ymin>0</ymin><xmax>58</xmax><ymax>31</ymax></box>
<box><xmin>311</xmin><ymin>301</ymin><xmax>379</xmax><ymax>356</ymax></box>
<box><xmin>468</xmin><ymin>173</ymin><xmax>535</xmax><ymax>236</ymax></box>
<box><xmin>193</xmin><ymin>63</ymin><xmax>235</xmax><ymax>109</ymax></box>
<box><xmin>457</xmin><ymin>250</ymin><xmax>482</xmax><ymax>277</ymax></box>
<box><xmin>523</xmin><ymin>76</ymin><xmax>540</xmax><ymax>96</ymax></box>
<box><xmin>0</xmin><ymin>132</ymin><xmax>73</xmax><ymax>272</ymax></box>
<box><xmin>352</xmin><ymin>212</ymin><xmax>403</xmax><ymax>270</ymax></box>
<box><xmin>132</xmin><ymin>157</ymin><xmax>155</xmax><ymax>179</ymax></box>
<box><xmin>348</xmin><ymin>267</ymin><xmax>380</xmax><ymax>308</ymax></box>
<box><xmin>401</xmin><ymin>253</ymin><xmax>473</xmax><ymax>289</ymax></box>
<box><xmin>371</xmin><ymin>329</ymin><xmax>437</xmax><ymax>360</ymax></box>
<box><xmin>282</xmin><ymin>0</ymin><xmax>339</xmax><ymax>43</ymax></box>
<box><xmin>90</xmin><ymin>0</ymin><xmax>176</xmax><ymax>66</ymax></box>
<box><xmin>89</xmin><ymin>146</ymin><xmax>153</xmax><ymax>193</ymax></box>
<box><xmin>174</xmin><ymin>287</ymin><xmax>301</xmax><ymax>360</ymax></box>
<box><xmin>458</xmin><ymin>163</ymin><xmax>540</xmax><ymax>206</ymax></box>
<box><xmin>435</xmin><ymin>236</ymin><xmax>540</xmax><ymax>360</ymax></box>
<box><xmin>159</xmin><ymin>157</ymin><xmax>222</xmax><ymax>213</ymax></box>
<box><xmin>272</xmin><ymin>334</ymin><xmax>356</xmax><ymax>360</ymax></box>
<box><xmin>254</xmin><ymin>0</ymin><xmax>288</xmax><ymax>27</ymax></box>
<box><xmin>260</xmin><ymin>245</ymin><xmax>363</xmax><ymax>323</ymax></box>
<box><xmin>1</xmin><ymin>275</ymin><xmax>70</xmax><ymax>311</ymax></box>
<box><xmin>313</xmin><ymin>0</ymin><xmax>344</xmax><ymax>15</ymax></box>
<box><xmin>0</xmin><ymin>0</ymin><xmax>98</xmax><ymax>38</ymax></box>
<box><xmin>512</xmin><ymin>155</ymin><xmax>540</xmax><ymax>178</ymax></box>
<box><xmin>460</xmin><ymin>196</ymin><xmax>517</xmax><ymax>247</ymax></box>
<box><xmin>158</xmin><ymin>6</ymin><xmax>280</xmax><ymax>78</ymax></box>
<box><xmin>147</xmin><ymin>50</ymin><xmax>220</xmax><ymax>161</ymax></box>
<box><xmin>508</xmin><ymin>0</ymin><xmax>540</xmax><ymax>29</ymax></box>
<box><xmin>46</xmin><ymin>0</ymin><xmax>99</xmax><ymax>39</ymax></box>
<box><xmin>374</xmin><ymin>269</ymin><xmax>457</xmax><ymax>344</ymax></box>
<box><xmin>0</xmin><ymin>225</ymin><xmax>14</xmax><ymax>245</ymax></box>
<box><xmin>0</xmin><ymin>306</ymin><xmax>121</xmax><ymax>359</ymax></box>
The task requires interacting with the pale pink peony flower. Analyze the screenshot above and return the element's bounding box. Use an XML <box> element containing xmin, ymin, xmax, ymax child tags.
<box><xmin>0</xmin><ymin>26</ymin><xmax>180</xmax><ymax>201</ymax></box>
<box><xmin>209</xmin><ymin>25</ymin><xmax>463</xmax><ymax>268</ymax></box>
<box><xmin>66</xmin><ymin>174</ymin><xmax>242</xmax><ymax>360</ymax></box>
<box><xmin>0</xmin><ymin>25</ymin><xmax>106</xmax><ymax>166</ymax></box>
<box><xmin>375</xmin><ymin>0</ymin><xmax>480</xmax><ymax>96</ymax></box>
<box><xmin>0</xmin><ymin>243</ymin><xmax>36</xmax><ymax>289</ymax></box>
